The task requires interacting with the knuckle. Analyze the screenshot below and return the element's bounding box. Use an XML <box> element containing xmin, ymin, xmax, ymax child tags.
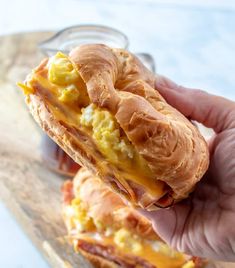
<box><xmin>191</xmin><ymin>89</ymin><xmax>207</xmax><ymax>98</ymax></box>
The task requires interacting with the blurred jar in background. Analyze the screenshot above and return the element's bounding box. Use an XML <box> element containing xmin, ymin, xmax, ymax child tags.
<box><xmin>39</xmin><ymin>25</ymin><xmax>155</xmax><ymax>177</ymax></box>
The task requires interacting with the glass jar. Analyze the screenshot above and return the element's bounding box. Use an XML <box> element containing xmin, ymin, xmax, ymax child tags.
<box><xmin>38</xmin><ymin>24</ymin><xmax>155</xmax><ymax>177</ymax></box>
<box><xmin>39</xmin><ymin>24</ymin><xmax>155</xmax><ymax>71</ymax></box>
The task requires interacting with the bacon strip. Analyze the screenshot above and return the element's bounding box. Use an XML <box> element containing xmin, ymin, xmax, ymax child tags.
<box><xmin>61</xmin><ymin>180</ymin><xmax>74</xmax><ymax>205</ymax></box>
<box><xmin>191</xmin><ymin>256</ymin><xmax>207</xmax><ymax>268</ymax></box>
<box><xmin>154</xmin><ymin>192</ymin><xmax>174</xmax><ymax>208</ymax></box>
<box><xmin>76</xmin><ymin>239</ymin><xmax>156</xmax><ymax>268</ymax></box>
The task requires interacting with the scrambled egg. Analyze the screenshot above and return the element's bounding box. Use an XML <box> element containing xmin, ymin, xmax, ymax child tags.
<box><xmin>58</xmin><ymin>84</ymin><xmax>80</xmax><ymax>103</ymax></box>
<box><xmin>48</xmin><ymin>52</ymin><xmax>79</xmax><ymax>85</ymax></box>
<box><xmin>182</xmin><ymin>260</ymin><xmax>195</xmax><ymax>268</ymax></box>
<box><xmin>93</xmin><ymin>218</ymin><xmax>105</xmax><ymax>232</ymax></box>
<box><xmin>80</xmin><ymin>104</ymin><xmax>135</xmax><ymax>164</ymax></box>
<box><xmin>69</xmin><ymin>198</ymin><xmax>94</xmax><ymax>232</ymax></box>
<box><xmin>47</xmin><ymin>52</ymin><xmax>89</xmax><ymax>107</ymax></box>
<box><xmin>114</xmin><ymin>228</ymin><xmax>143</xmax><ymax>254</ymax></box>
<box><xmin>154</xmin><ymin>242</ymin><xmax>182</xmax><ymax>259</ymax></box>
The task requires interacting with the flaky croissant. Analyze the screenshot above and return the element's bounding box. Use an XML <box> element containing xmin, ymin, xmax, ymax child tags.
<box><xmin>18</xmin><ymin>44</ymin><xmax>209</xmax><ymax>210</ymax></box>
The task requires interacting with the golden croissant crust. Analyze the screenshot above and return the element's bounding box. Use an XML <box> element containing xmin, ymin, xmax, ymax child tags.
<box><xmin>18</xmin><ymin>44</ymin><xmax>209</xmax><ymax>210</ymax></box>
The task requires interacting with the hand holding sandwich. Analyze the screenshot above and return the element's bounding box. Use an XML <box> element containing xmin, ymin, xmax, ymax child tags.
<box><xmin>19</xmin><ymin>44</ymin><xmax>233</xmax><ymax>265</ymax></box>
<box><xmin>143</xmin><ymin>77</ymin><xmax>235</xmax><ymax>261</ymax></box>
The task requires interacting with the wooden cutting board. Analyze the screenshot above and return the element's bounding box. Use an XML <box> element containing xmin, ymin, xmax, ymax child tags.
<box><xmin>0</xmin><ymin>32</ymin><xmax>234</xmax><ymax>268</ymax></box>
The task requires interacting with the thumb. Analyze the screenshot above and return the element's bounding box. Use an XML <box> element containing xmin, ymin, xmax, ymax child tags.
<box><xmin>155</xmin><ymin>75</ymin><xmax>235</xmax><ymax>133</ymax></box>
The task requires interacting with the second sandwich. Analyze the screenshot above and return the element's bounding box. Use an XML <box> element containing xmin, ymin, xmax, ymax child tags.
<box><xmin>62</xmin><ymin>168</ymin><xmax>205</xmax><ymax>268</ymax></box>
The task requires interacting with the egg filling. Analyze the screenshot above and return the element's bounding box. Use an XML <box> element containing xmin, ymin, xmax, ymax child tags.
<box><xmin>64</xmin><ymin>196</ymin><xmax>195</xmax><ymax>268</ymax></box>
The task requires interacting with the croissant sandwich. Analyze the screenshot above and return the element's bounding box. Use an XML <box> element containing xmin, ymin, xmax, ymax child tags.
<box><xmin>18</xmin><ymin>44</ymin><xmax>209</xmax><ymax>210</ymax></box>
<box><xmin>62</xmin><ymin>167</ymin><xmax>205</xmax><ymax>268</ymax></box>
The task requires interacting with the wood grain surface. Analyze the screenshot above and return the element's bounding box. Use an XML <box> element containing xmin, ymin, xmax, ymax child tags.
<box><xmin>0</xmin><ymin>32</ymin><xmax>92</xmax><ymax>268</ymax></box>
<box><xmin>0</xmin><ymin>32</ymin><xmax>234</xmax><ymax>268</ymax></box>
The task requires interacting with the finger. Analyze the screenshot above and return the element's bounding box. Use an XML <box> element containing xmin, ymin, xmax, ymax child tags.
<box><xmin>140</xmin><ymin>208</ymin><xmax>176</xmax><ymax>243</ymax></box>
<box><xmin>156</xmin><ymin>75</ymin><xmax>179</xmax><ymax>89</ymax></box>
<box><xmin>140</xmin><ymin>204</ymin><xmax>191</xmax><ymax>252</ymax></box>
<box><xmin>155</xmin><ymin>75</ymin><xmax>235</xmax><ymax>133</ymax></box>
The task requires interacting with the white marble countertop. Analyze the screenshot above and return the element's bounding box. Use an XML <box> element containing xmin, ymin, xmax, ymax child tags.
<box><xmin>0</xmin><ymin>0</ymin><xmax>235</xmax><ymax>267</ymax></box>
